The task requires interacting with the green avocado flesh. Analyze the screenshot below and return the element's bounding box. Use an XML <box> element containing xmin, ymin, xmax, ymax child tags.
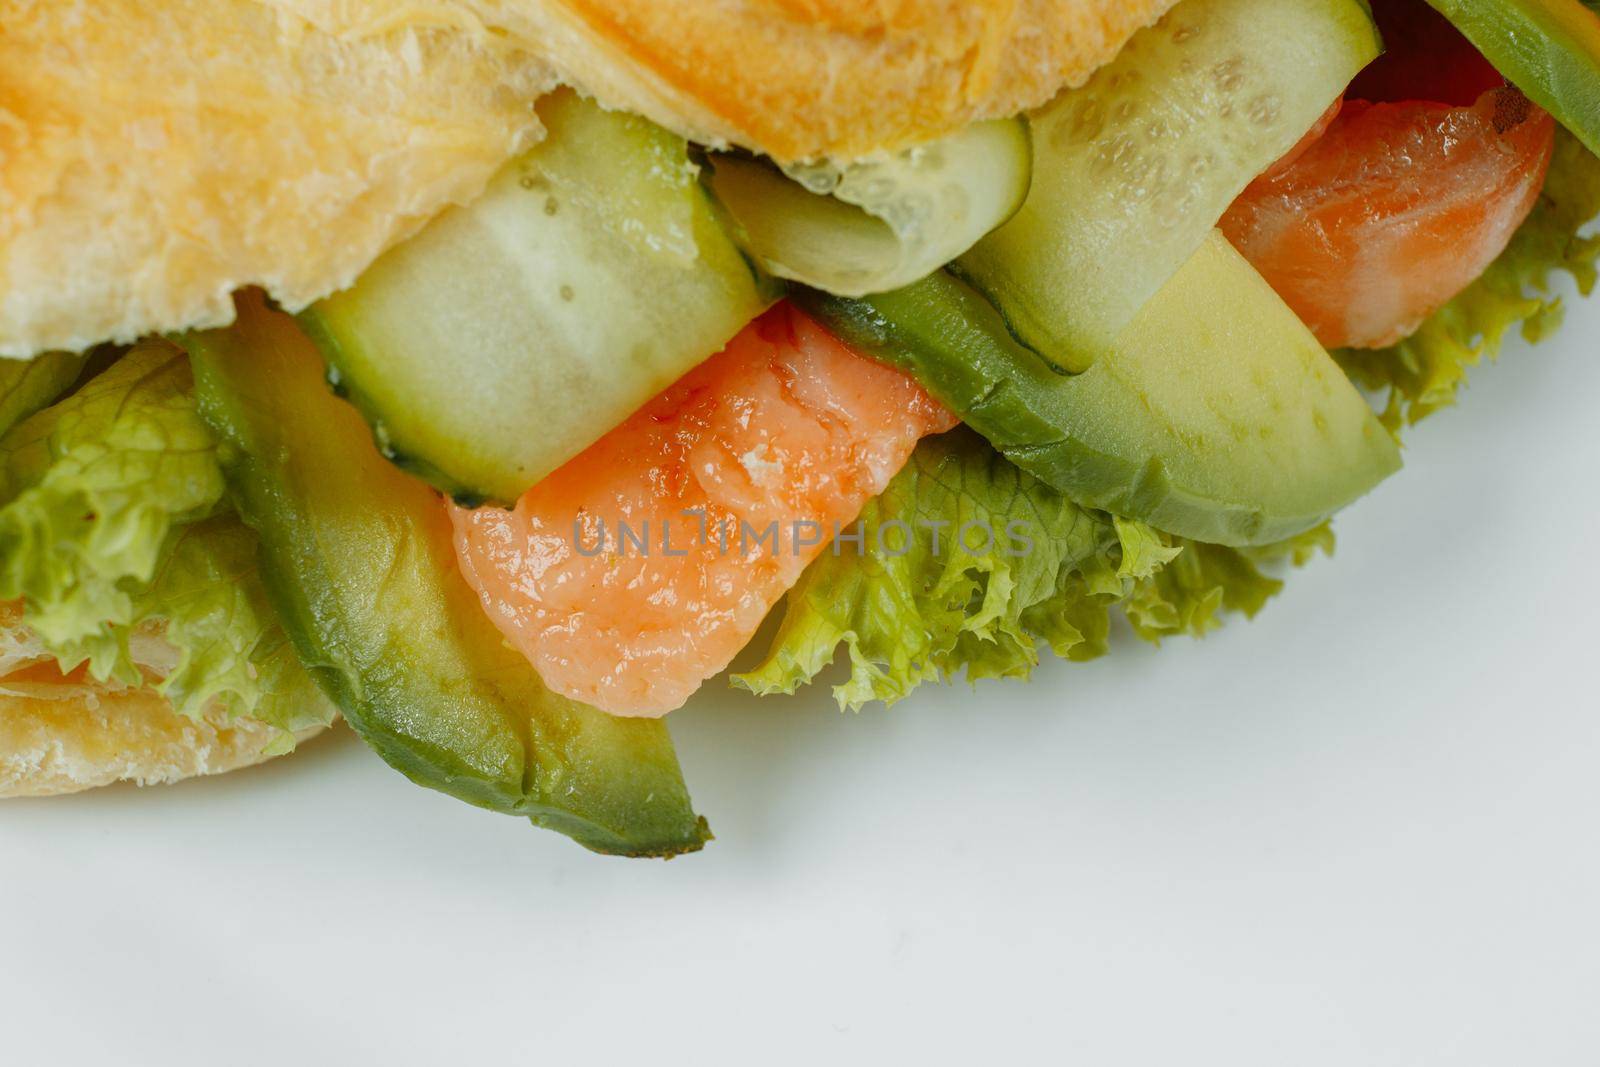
<box><xmin>183</xmin><ymin>294</ymin><xmax>709</xmax><ymax>857</ymax></box>
<box><xmin>1427</xmin><ymin>0</ymin><xmax>1600</xmax><ymax>155</ymax></box>
<box><xmin>0</xmin><ymin>351</ymin><xmax>87</xmax><ymax>438</ymax></box>
<box><xmin>301</xmin><ymin>89</ymin><xmax>774</xmax><ymax>507</ymax></box>
<box><xmin>797</xmin><ymin>232</ymin><xmax>1401</xmax><ymax>547</ymax></box>
<box><xmin>955</xmin><ymin>0</ymin><xmax>1381</xmax><ymax>372</ymax></box>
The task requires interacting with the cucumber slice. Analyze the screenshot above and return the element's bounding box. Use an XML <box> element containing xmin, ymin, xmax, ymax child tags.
<box><xmin>0</xmin><ymin>352</ymin><xmax>88</xmax><ymax>438</ymax></box>
<box><xmin>184</xmin><ymin>294</ymin><xmax>711</xmax><ymax>857</ymax></box>
<box><xmin>703</xmin><ymin>118</ymin><xmax>1032</xmax><ymax>297</ymax></box>
<box><xmin>1426</xmin><ymin>0</ymin><xmax>1600</xmax><ymax>155</ymax></box>
<box><xmin>955</xmin><ymin>0</ymin><xmax>1382</xmax><ymax>371</ymax></box>
<box><xmin>798</xmin><ymin>233</ymin><xmax>1401</xmax><ymax>547</ymax></box>
<box><xmin>301</xmin><ymin>89</ymin><xmax>775</xmax><ymax>507</ymax></box>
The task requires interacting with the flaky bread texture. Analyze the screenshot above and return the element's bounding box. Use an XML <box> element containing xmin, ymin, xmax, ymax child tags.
<box><xmin>259</xmin><ymin>0</ymin><xmax>1181</xmax><ymax>162</ymax></box>
<box><xmin>0</xmin><ymin>607</ymin><xmax>333</xmax><ymax>796</ymax></box>
<box><xmin>2</xmin><ymin>0</ymin><xmax>1176</xmax><ymax>358</ymax></box>
<box><xmin>1</xmin><ymin>0</ymin><xmax>1175</xmax><ymax>785</ymax></box>
<box><xmin>477</xmin><ymin>0</ymin><xmax>1181</xmax><ymax>162</ymax></box>
<box><xmin>0</xmin><ymin>663</ymin><xmax>330</xmax><ymax>797</ymax></box>
<box><xmin>0</xmin><ymin>0</ymin><xmax>554</xmax><ymax>357</ymax></box>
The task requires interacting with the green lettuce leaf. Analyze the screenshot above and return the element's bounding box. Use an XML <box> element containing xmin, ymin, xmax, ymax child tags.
<box><xmin>0</xmin><ymin>343</ymin><xmax>332</xmax><ymax>738</ymax></box>
<box><xmin>1335</xmin><ymin>128</ymin><xmax>1600</xmax><ymax>431</ymax></box>
<box><xmin>1123</xmin><ymin>523</ymin><xmax>1332</xmax><ymax>644</ymax></box>
<box><xmin>735</xmin><ymin>429</ymin><xmax>1327</xmax><ymax>710</ymax></box>
<box><xmin>0</xmin><ymin>351</ymin><xmax>88</xmax><ymax>439</ymax></box>
<box><xmin>0</xmin><ymin>340</ymin><xmax>227</xmax><ymax>674</ymax></box>
<box><xmin>128</xmin><ymin>516</ymin><xmax>334</xmax><ymax>738</ymax></box>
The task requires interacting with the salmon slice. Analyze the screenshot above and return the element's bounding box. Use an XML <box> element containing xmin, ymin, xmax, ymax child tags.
<box><xmin>1260</xmin><ymin>96</ymin><xmax>1344</xmax><ymax>181</ymax></box>
<box><xmin>450</xmin><ymin>304</ymin><xmax>957</xmax><ymax>716</ymax></box>
<box><xmin>1222</xmin><ymin>86</ymin><xmax>1555</xmax><ymax>349</ymax></box>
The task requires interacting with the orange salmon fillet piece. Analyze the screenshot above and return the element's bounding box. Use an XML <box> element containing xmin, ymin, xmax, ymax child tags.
<box><xmin>451</xmin><ymin>304</ymin><xmax>956</xmax><ymax>716</ymax></box>
<box><xmin>1222</xmin><ymin>87</ymin><xmax>1554</xmax><ymax>349</ymax></box>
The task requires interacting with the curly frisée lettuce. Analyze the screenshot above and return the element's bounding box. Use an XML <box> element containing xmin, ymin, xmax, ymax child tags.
<box><xmin>735</xmin><ymin>430</ymin><xmax>1329</xmax><ymax>710</ymax></box>
<box><xmin>123</xmin><ymin>517</ymin><xmax>333</xmax><ymax>742</ymax></box>
<box><xmin>0</xmin><ymin>341</ymin><xmax>225</xmax><ymax>665</ymax></box>
<box><xmin>1123</xmin><ymin>523</ymin><xmax>1334</xmax><ymax>643</ymax></box>
<box><xmin>1336</xmin><ymin>128</ymin><xmax>1600</xmax><ymax>431</ymax></box>
<box><xmin>0</xmin><ymin>341</ymin><xmax>332</xmax><ymax>740</ymax></box>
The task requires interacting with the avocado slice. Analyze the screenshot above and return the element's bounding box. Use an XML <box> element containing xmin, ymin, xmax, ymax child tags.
<box><xmin>1426</xmin><ymin>0</ymin><xmax>1600</xmax><ymax>154</ymax></box>
<box><xmin>182</xmin><ymin>293</ymin><xmax>710</xmax><ymax>857</ymax></box>
<box><xmin>953</xmin><ymin>0</ymin><xmax>1382</xmax><ymax>372</ymax></box>
<box><xmin>797</xmin><ymin>232</ymin><xmax>1401</xmax><ymax>547</ymax></box>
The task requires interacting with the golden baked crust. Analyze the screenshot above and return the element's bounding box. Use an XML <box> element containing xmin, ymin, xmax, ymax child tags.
<box><xmin>0</xmin><ymin>662</ymin><xmax>330</xmax><ymax>797</ymax></box>
<box><xmin>271</xmin><ymin>0</ymin><xmax>1180</xmax><ymax>162</ymax></box>
<box><xmin>0</xmin><ymin>604</ymin><xmax>333</xmax><ymax>796</ymax></box>
<box><xmin>0</xmin><ymin>0</ymin><xmax>553</xmax><ymax>358</ymax></box>
<box><xmin>0</xmin><ymin>0</ymin><xmax>1177</xmax><ymax>792</ymax></box>
<box><xmin>495</xmin><ymin>0</ymin><xmax>1181</xmax><ymax>162</ymax></box>
<box><xmin>1</xmin><ymin>0</ymin><xmax>1176</xmax><ymax>358</ymax></box>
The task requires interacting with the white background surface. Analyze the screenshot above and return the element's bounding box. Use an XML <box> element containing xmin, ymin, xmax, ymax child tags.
<box><xmin>3</xmin><ymin>292</ymin><xmax>1597</xmax><ymax>1064</ymax></box>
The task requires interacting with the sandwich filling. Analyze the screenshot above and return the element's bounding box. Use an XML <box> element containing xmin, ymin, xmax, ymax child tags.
<box><xmin>2</xmin><ymin>0</ymin><xmax>1598</xmax><ymax>852</ymax></box>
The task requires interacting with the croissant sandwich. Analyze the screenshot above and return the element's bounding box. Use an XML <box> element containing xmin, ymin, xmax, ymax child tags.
<box><xmin>3</xmin><ymin>0</ymin><xmax>1597</xmax><ymax>854</ymax></box>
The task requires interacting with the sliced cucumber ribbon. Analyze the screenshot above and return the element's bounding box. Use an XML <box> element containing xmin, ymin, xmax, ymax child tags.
<box><xmin>703</xmin><ymin>118</ymin><xmax>1032</xmax><ymax>298</ymax></box>
<box><xmin>301</xmin><ymin>90</ymin><xmax>775</xmax><ymax>507</ymax></box>
<box><xmin>955</xmin><ymin>0</ymin><xmax>1383</xmax><ymax>372</ymax></box>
